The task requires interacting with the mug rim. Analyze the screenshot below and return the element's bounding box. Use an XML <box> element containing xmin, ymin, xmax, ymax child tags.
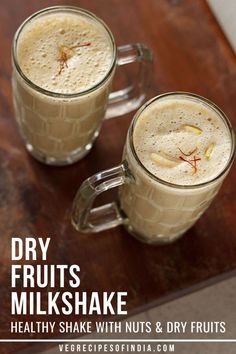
<box><xmin>12</xmin><ymin>6</ymin><xmax>117</xmax><ymax>99</ymax></box>
<box><xmin>128</xmin><ymin>91</ymin><xmax>236</xmax><ymax>189</ymax></box>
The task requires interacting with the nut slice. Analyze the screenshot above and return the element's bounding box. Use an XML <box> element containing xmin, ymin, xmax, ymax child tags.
<box><xmin>184</xmin><ymin>124</ymin><xmax>203</xmax><ymax>135</ymax></box>
<box><xmin>150</xmin><ymin>153</ymin><xmax>179</xmax><ymax>168</ymax></box>
<box><xmin>204</xmin><ymin>143</ymin><xmax>215</xmax><ymax>160</ymax></box>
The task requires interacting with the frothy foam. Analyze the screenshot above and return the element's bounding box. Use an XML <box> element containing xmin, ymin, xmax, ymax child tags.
<box><xmin>133</xmin><ymin>97</ymin><xmax>232</xmax><ymax>185</ymax></box>
<box><xmin>17</xmin><ymin>12</ymin><xmax>113</xmax><ymax>94</ymax></box>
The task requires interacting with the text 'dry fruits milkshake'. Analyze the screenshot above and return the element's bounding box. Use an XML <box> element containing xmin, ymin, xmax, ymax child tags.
<box><xmin>12</xmin><ymin>7</ymin><xmax>115</xmax><ymax>165</ymax></box>
<box><xmin>119</xmin><ymin>93</ymin><xmax>234</xmax><ymax>243</ymax></box>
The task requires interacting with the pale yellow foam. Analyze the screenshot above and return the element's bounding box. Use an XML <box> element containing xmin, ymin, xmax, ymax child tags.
<box><xmin>17</xmin><ymin>12</ymin><xmax>113</xmax><ymax>94</ymax></box>
<box><xmin>133</xmin><ymin>97</ymin><xmax>232</xmax><ymax>185</ymax></box>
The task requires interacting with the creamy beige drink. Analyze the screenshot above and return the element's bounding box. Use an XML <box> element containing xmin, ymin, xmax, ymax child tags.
<box><xmin>71</xmin><ymin>93</ymin><xmax>235</xmax><ymax>243</ymax></box>
<box><xmin>119</xmin><ymin>94</ymin><xmax>233</xmax><ymax>243</ymax></box>
<box><xmin>12</xmin><ymin>7</ymin><xmax>115</xmax><ymax>164</ymax></box>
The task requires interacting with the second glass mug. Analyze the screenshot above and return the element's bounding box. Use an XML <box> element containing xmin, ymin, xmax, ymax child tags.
<box><xmin>12</xmin><ymin>6</ymin><xmax>152</xmax><ymax>165</ymax></box>
<box><xmin>72</xmin><ymin>92</ymin><xmax>235</xmax><ymax>245</ymax></box>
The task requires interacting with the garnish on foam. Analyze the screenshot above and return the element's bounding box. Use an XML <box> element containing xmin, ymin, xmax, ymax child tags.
<box><xmin>150</xmin><ymin>152</ymin><xmax>179</xmax><ymax>168</ymax></box>
<box><xmin>184</xmin><ymin>124</ymin><xmax>203</xmax><ymax>135</ymax></box>
<box><xmin>178</xmin><ymin>147</ymin><xmax>198</xmax><ymax>157</ymax></box>
<box><xmin>151</xmin><ymin>145</ymin><xmax>204</xmax><ymax>174</ymax></box>
<box><xmin>179</xmin><ymin>155</ymin><xmax>201</xmax><ymax>174</ymax></box>
<box><xmin>178</xmin><ymin>147</ymin><xmax>201</xmax><ymax>174</ymax></box>
<box><xmin>204</xmin><ymin>143</ymin><xmax>215</xmax><ymax>160</ymax></box>
<box><xmin>58</xmin><ymin>42</ymin><xmax>91</xmax><ymax>75</ymax></box>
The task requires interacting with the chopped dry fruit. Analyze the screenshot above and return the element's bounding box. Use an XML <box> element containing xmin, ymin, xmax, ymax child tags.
<box><xmin>183</xmin><ymin>124</ymin><xmax>203</xmax><ymax>135</ymax></box>
<box><xmin>151</xmin><ymin>153</ymin><xmax>179</xmax><ymax>168</ymax></box>
<box><xmin>204</xmin><ymin>143</ymin><xmax>215</xmax><ymax>160</ymax></box>
<box><xmin>60</xmin><ymin>45</ymin><xmax>75</xmax><ymax>59</ymax></box>
<box><xmin>58</xmin><ymin>45</ymin><xmax>75</xmax><ymax>75</ymax></box>
<box><xmin>58</xmin><ymin>42</ymin><xmax>91</xmax><ymax>75</ymax></box>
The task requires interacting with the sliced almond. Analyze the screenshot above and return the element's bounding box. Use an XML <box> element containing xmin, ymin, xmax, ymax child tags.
<box><xmin>184</xmin><ymin>124</ymin><xmax>203</xmax><ymax>135</ymax></box>
<box><xmin>204</xmin><ymin>143</ymin><xmax>215</xmax><ymax>160</ymax></box>
<box><xmin>150</xmin><ymin>153</ymin><xmax>179</xmax><ymax>168</ymax></box>
<box><xmin>59</xmin><ymin>45</ymin><xmax>75</xmax><ymax>60</ymax></box>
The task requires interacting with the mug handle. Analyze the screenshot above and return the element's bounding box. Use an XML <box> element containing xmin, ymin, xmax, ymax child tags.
<box><xmin>71</xmin><ymin>163</ymin><xmax>130</xmax><ymax>232</ymax></box>
<box><xmin>105</xmin><ymin>43</ymin><xmax>153</xmax><ymax>119</ymax></box>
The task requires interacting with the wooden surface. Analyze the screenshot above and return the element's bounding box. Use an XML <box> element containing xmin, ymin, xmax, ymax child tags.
<box><xmin>0</xmin><ymin>0</ymin><xmax>236</xmax><ymax>353</ymax></box>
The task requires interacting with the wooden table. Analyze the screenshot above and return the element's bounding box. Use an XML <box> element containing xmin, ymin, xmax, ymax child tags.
<box><xmin>0</xmin><ymin>0</ymin><xmax>236</xmax><ymax>353</ymax></box>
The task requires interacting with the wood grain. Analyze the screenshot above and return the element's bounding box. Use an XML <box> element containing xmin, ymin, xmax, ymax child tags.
<box><xmin>0</xmin><ymin>0</ymin><xmax>236</xmax><ymax>353</ymax></box>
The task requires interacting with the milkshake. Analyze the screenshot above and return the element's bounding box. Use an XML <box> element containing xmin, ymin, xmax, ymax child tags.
<box><xmin>71</xmin><ymin>93</ymin><xmax>235</xmax><ymax>243</ymax></box>
<box><xmin>12</xmin><ymin>7</ymin><xmax>115</xmax><ymax>164</ymax></box>
<box><xmin>119</xmin><ymin>94</ymin><xmax>234</xmax><ymax>243</ymax></box>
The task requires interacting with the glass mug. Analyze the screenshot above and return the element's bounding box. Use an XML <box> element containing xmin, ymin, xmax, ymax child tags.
<box><xmin>12</xmin><ymin>6</ymin><xmax>152</xmax><ymax>165</ymax></box>
<box><xmin>72</xmin><ymin>92</ymin><xmax>235</xmax><ymax>244</ymax></box>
